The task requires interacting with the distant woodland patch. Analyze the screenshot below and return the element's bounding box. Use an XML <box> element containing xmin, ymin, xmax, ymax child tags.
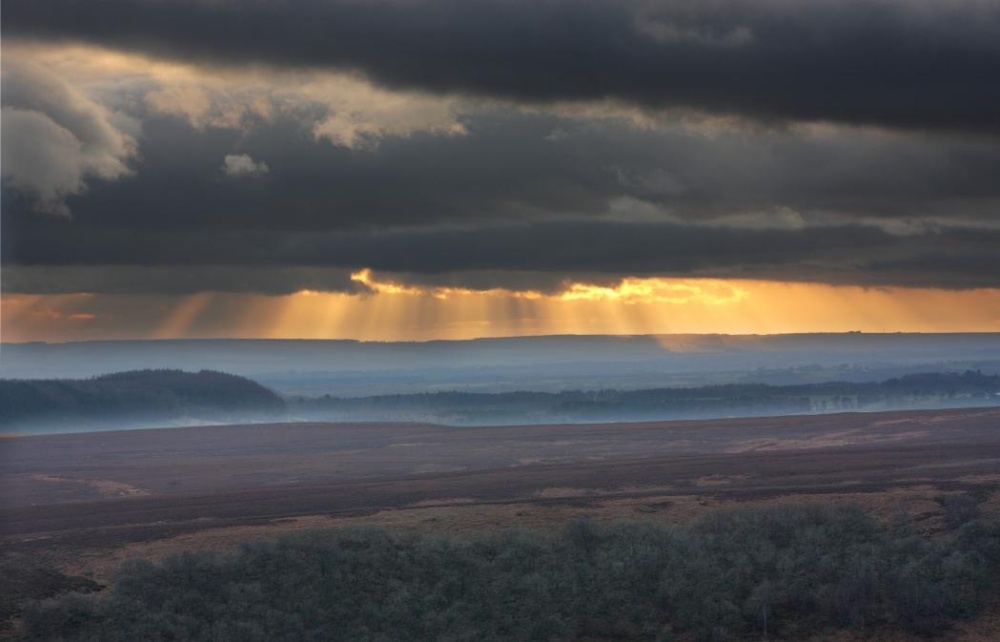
<box><xmin>0</xmin><ymin>370</ymin><xmax>286</xmax><ymax>430</ymax></box>
<box><xmin>294</xmin><ymin>370</ymin><xmax>1000</xmax><ymax>424</ymax></box>
<box><xmin>17</xmin><ymin>502</ymin><xmax>1000</xmax><ymax>642</ymax></box>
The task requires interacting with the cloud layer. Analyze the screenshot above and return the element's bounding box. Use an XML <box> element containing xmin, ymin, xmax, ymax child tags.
<box><xmin>2</xmin><ymin>2</ymin><xmax>999</xmax><ymax>300</ymax></box>
<box><xmin>6</xmin><ymin>0</ymin><xmax>1000</xmax><ymax>132</ymax></box>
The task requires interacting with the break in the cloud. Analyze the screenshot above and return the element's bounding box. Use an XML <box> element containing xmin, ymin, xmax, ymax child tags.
<box><xmin>222</xmin><ymin>154</ymin><xmax>269</xmax><ymax>179</ymax></box>
<box><xmin>5</xmin><ymin>0</ymin><xmax>1000</xmax><ymax>132</ymax></box>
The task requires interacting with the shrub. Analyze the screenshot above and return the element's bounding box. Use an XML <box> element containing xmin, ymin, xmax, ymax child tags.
<box><xmin>22</xmin><ymin>505</ymin><xmax>999</xmax><ymax>642</ymax></box>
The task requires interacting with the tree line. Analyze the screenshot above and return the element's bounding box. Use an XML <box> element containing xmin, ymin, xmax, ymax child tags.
<box><xmin>294</xmin><ymin>370</ymin><xmax>1000</xmax><ymax>424</ymax></box>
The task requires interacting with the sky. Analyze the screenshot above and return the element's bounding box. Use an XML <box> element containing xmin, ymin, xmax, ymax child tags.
<box><xmin>2</xmin><ymin>0</ymin><xmax>1000</xmax><ymax>341</ymax></box>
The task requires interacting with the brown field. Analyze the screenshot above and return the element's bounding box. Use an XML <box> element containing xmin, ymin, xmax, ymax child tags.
<box><xmin>1</xmin><ymin>407</ymin><xmax>998</xmax><ymax>571</ymax></box>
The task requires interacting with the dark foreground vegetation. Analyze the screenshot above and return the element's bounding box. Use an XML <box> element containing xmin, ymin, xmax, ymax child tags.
<box><xmin>20</xmin><ymin>503</ymin><xmax>1000</xmax><ymax>642</ymax></box>
<box><xmin>0</xmin><ymin>370</ymin><xmax>285</xmax><ymax>431</ymax></box>
<box><xmin>295</xmin><ymin>370</ymin><xmax>1000</xmax><ymax>424</ymax></box>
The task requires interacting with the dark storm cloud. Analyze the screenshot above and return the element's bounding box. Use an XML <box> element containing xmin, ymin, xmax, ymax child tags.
<box><xmin>1</xmin><ymin>265</ymin><xmax>364</xmax><ymax>296</ymax></box>
<box><xmin>0</xmin><ymin>265</ymin><xmax>572</xmax><ymax>296</ymax></box>
<box><xmin>6</xmin><ymin>110</ymin><xmax>1000</xmax><ymax>234</ymax></box>
<box><xmin>4</xmin><ymin>105</ymin><xmax>1000</xmax><ymax>293</ymax></box>
<box><xmin>6</xmin><ymin>0</ymin><xmax>1000</xmax><ymax>132</ymax></box>
<box><xmin>36</xmin><ymin>113</ymin><xmax>617</xmax><ymax>232</ymax></box>
<box><xmin>6</xmin><ymin>217</ymin><xmax>1000</xmax><ymax>292</ymax></box>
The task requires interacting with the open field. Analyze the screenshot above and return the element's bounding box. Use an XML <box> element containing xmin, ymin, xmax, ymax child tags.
<box><xmin>2</xmin><ymin>407</ymin><xmax>999</xmax><ymax>561</ymax></box>
<box><xmin>3</xmin><ymin>407</ymin><xmax>1000</xmax><ymax>640</ymax></box>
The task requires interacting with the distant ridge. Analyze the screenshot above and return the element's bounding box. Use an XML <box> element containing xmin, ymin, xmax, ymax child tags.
<box><xmin>3</xmin><ymin>334</ymin><xmax>999</xmax><ymax>397</ymax></box>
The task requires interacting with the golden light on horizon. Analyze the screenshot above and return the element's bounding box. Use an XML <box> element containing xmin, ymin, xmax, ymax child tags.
<box><xmin>349</xmin><ymin>268</ymin><xmax>544</xmax><ymax>301</ymax></box>
<box><xmin>3</xmin><ymin>274</ymin><xmax>1000</xmax><ymax>343</ymax></box>
<box><xmin>558</xmin><ymin>278</ymin><xmax>749</xmax><ymax>305</ymax></box>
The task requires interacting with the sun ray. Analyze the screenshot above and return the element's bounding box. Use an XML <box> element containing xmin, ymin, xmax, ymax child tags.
<box><xmin>3</xmin><ymin>276</ymin><xmax>999</xmax><ymax>342</ymax></box>
<box><xmin>153</xmin><ymin>293</ymin><xmax>215</xmax><ymax>339</ymax></box>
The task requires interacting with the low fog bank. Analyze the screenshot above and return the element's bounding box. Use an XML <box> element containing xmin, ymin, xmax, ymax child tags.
<box><xmin>4</xmin><ymin>368</ymin><xmax>998</xmax><ymax>435</ymax></box>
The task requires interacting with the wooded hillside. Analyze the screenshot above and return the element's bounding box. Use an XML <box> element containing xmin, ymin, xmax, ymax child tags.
<box><xmin>0</xmin><ymin>370</ymin><xmax>286</xmax><ymax>429</ymax></box>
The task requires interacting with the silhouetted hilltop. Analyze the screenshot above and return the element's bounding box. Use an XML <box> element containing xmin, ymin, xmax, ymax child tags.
<box><xmin>0</xmin><ymin>370</ymin><xmax>285</xmax><ymax>430</ymax></box>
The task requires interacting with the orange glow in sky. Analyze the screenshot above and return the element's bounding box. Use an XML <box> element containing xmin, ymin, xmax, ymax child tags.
<box><xmin>3</xmin><ymin>274</ymin><xmax>999</xmax><ymax>342</ymax></box>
